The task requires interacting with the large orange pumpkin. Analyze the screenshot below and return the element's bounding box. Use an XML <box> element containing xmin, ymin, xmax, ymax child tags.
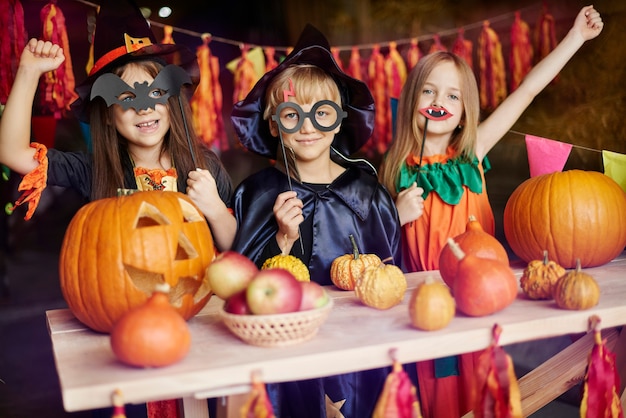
<box><xmin>503</xmin><ymin>170</ymin><xmax>626</xmax><ymax>268</ymax></box>
<box><xmin>59</xmin><ymin>191</ymin><xmax>216</xmax><ymax>333</ymax></box>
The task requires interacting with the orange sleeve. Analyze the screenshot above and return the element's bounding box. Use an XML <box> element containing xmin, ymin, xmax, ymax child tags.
<box><xmin>14</xmin><ymin>142</ymin><xmax>49</xmax><ymax>220</ymax></box>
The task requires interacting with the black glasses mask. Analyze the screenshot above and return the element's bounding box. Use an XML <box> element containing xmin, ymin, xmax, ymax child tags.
<box><xmin>271</xmin><ymin>100</ymin><xmax>347</xmax><ymax>134</ymax></box>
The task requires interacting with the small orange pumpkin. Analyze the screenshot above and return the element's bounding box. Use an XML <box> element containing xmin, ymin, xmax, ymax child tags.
<box><xmin>355</xmin><ymin>261</ymin><xmax>407</xmax><ymax>310</ymax></box>
<box><xmin>59</xmin><ymin>190</ymin><xmax>215</xmax><ymax>333</ymax></box>
<box><xmin>438</xmin><ymin>215</ymin><xmax>509</xmax><ymax>290</ymax></box>
<box><xmin>110</xmin><ymin>283</ymin><xmax>191</xmax><ymax>368</ymax></box>
<box><xmin>520</xmin><ymin>250</ymin><xmax>566</xmax><ymax>300</ymax></box>
<box><xmin>408</xmin><ymin>277</ymin><xmax>455</xmax><ymax>331</ymax></box>
<box><xmin>553</xmin><ymin>259</ymin><xmax>600</xmax><ymax>310</ymax></box>
<box><xmin>447</xmin><ymin>238</ymin><xmax>518</xmax><ymax>317</ymax></box>
<box><xmin>330</xmin><ymin>234</ymin><xmax>382</xmax><ymax>290</ymax></box>
<box><xmin>504</xmin><ymin>170</ymin><xmax>626</xmax><ymax>268</ymax></box>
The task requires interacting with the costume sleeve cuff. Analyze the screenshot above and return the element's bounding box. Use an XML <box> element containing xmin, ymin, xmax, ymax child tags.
<box><xmin>14</xmin><ymin>142</ymin><xmax>49</xmax><ymax>220</ymax></box>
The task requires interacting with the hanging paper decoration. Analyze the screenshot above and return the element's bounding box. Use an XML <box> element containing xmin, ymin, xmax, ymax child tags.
<box><xmin>580</xmin><ymin>315</ymin><xmax>625</xmax><ymax>418</ymax></box>
<box><xmin>40</xmin><ymin>1</ymin><xmax>78</xmax><ymax>119</ymax></box>
<box><xmin>473</xmin><ymin>324</ymin><xmax>522</xmax><ymax>418</ymax></box>
<box><xmin>190</xmin><ymin>34</ymin><xmax>225</xmax><ymax>150</ymax></box>
<box><xmin>231</xmin><ymin>44</ymin><xmax>260</xmax><ymax>105</ymax></box>
<box><xmin>0</xmin><ymin>0</ymin><xmax>25</xmax><ymax>105</ymax></box>
<box><xmin>406</xmin><ymin>38</ymin><xmax>421</xmax><ymax>70</ymax></box>
<box><xmin>524</xmin><ymin>134</ymin><xmax>572</xmax><ymax>178</ymax></box>
<box><xmin>241</xmin><ymin>372</ymin><xmax>276</xmax><ymax>417</ymax></box>
<box><xmin>602</xmin><ymin>150</ymin><xmax>626</xmax><ymax>193</ymax></box>
<box><xmin>161</xmin><ymin>25</ymin><xmax>175</xmax><ymax>44</ymax></box>
<box><xmin>383</xmin><ymin>42</ymin><xmax>407</xmax><ymax>153</ymax></box>
<box><xmin>373</xmin><ymin>349</ymin><xmax>423</xmax><ymax>418</ymax></box>
<box><xmin>347</xmin><ymin>46</ymin><xmax>364</xmax><ymax>81</ymax></box>
<box><xmin>509</xmin><ymin>11</ymin><xmax>533</xmax><ymax>92</ymax></box>
<box><xmin>264</xmin><ymin>47</ymin><xmax>278</xmax><ymax>72</ymax></box>
<box><xmin>428</xmin><ymin>34</ymin><xmax>447</xmax><ymax>54</ymax></box>
<box><xmin>367</xmin><ymin>44</ymin><xmax>388</xmax><ymax>157</ymax></box>
<box><xmin>111</xmin><ymin>389</ymin><xmax>127</xmax><ymax>418</ymax></box>
<box><xmin>534</xmin><ymin>2</ymin><xmax>557</xmax><ymax>63</ymax></box>
<box><xmin>331</xmin><ymin>47</ymin><xmax>345</xmax><ymax>71</ymax></box>
<box><xmin>452</xmin><ymin>28</ymin><xmax>473</xmax><ymax>70</ymax></box>
<box><xmin>478</xmin><ymin>20</ymin><xmax>507</xmax><ymax>111</ymax></box>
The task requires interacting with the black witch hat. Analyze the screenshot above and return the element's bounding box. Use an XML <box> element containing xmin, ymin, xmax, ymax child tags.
<box><xmin>70</xmin><ymin>0</ymin><xmax>198</xmax><ymax>123</ymax></box>
<box><xmin>230</xmin><ymin>24</ymin><xmax>375</xmax><ymax>159</ymax></box>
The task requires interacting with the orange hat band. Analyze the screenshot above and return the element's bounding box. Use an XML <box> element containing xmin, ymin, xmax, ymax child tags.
<box><xmin>89</xmin><ymin>34</ymin><xmax>153</xmax><ymax>76</ymax></box>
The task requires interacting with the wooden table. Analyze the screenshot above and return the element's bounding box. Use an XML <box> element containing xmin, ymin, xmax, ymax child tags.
<box><xmin>47</xmin><ymin>253</ymin><xmax>626</xmax><ymax>417</ymax></box>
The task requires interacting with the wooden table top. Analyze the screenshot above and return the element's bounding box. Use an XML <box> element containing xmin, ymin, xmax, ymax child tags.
<box><xmin>47</xmin><ymin>253</ymin><xmax>626</xmax><ymax>412</ymax></box>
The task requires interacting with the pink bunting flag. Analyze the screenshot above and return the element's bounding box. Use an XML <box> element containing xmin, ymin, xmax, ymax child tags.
<box><xmin>602</xmin><ymin>150</ymin><xmax>626</xmax><ymax>193</ymax></box>
<box><xmin>524</xmin><ymin>134</ymin><xmax>572</xmax><ymax>177</ymax></box>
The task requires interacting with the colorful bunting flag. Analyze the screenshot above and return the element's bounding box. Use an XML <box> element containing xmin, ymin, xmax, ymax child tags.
<box><xmin>602</xmin><ymin>150</ymin><xmax>626</xmax><ymax>193</ymax></box>
<box><xmin>40</xmin><ymin>1</ymin><xmax>78</xmax><ymax>119</ymax></box>
<box><xmin>509</xmin><ymin>11</ymin><xmax>533</xmax><ymax>92</ymax></box>
<box><xmin>478</xmin><ymin>20</ymin><xmax>507</xmax><ymax>111</ymax></box>
<box><xmin>580</xmin><ymin>315</ymin><xmax>624</xmax><ymax>418</ymax></box>
<box><xmin>524</xmin><ymin>134</ymin><xmax>572</xmax><ymax>177</ymax></box>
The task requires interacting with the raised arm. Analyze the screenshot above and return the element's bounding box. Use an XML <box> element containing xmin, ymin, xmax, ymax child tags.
<box><xmin>0</xmin><ymin>39</ymin><xmax>65</xmax><ymax>174</ymax></box>
<box><xmin>475</xmin><ymin>5</ymin><xmax>603</xmax><ymax>160</ymax></box>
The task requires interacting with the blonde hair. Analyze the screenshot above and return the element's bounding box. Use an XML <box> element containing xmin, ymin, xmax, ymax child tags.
<box><xmin>379</xmin><ymin>51</ymin><xmax>480</xmax><ymax>198</ymax></box>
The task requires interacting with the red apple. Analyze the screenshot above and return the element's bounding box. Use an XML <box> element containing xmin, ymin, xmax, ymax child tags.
<box><xmin>223</xmin><ymin>290</ymin><xmax>251</xmax><ymax>315</ymax></box>
<box><xmin>206</xmin><ymin>251</ymin><xmax>259</xmax><ymax>300</ymax></box>
<box><xmin>299</xmin><ymin>281</ymin><xmax>329</xmax><ymax>311</ymax></box>
<box><xmin>246</xmin><ymin>268</ymin><xmax>303</xmax><ymax>315</ymax></box>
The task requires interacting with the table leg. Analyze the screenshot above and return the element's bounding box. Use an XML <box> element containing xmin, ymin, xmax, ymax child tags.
<box><xmin>180</xmin><ymin>397</ymin><xmax>210</xmax><ymax>418</ymax></box>
<box><xmin>214</xmin><ymin>394</ymin><xmax>248</xmax><ymax>418</ymax></box>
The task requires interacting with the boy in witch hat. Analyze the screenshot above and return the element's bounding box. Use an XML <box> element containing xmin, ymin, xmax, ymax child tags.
<box><xmin>0</xmin><ymin>0</ymin><xmax>236</xmax><ymax>251</ymax></box>
<box><xmin>230</xmin><ymin>24</ymin><xmax>413</xmax><ymax>417</ymax></box>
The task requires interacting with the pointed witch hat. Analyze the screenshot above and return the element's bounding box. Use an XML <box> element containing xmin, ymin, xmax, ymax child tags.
<box><xmin>230</xmin><ymin>24</ymin><xmax>375</xmax><ymax>159</ymax></box>
<box><xmin>70</xmin><ymin>0</ymin><xmax>198</xmax><ymax>122</ymax></box>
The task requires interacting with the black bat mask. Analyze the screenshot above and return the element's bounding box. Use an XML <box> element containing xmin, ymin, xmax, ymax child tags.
<box><xmin>90</xmin><ymin>64</ymin><xmax>191</xmax><ymax>112</ymax></box>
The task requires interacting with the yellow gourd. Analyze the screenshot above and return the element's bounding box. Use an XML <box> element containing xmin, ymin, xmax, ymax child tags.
<box><xmin>408</xmin><ymin>277</ymin><xmax>455</xmax><ymax>331</ymax></box>
<box><xmin>520</xmin><ymin>250</ymin><xmax>566</xmax><ymax>300</ymax></box>
<box><xmin>262</xmin><ymin>254</ymin><xmax>310</xmax><ymax>282</ymax></box>
<box><xmin>553</xmin><ymin>259</ymin><xmax>600</xmax><ymax>310</ymax></box>
<box><xmin>355</xmin><ymin>262</ymin><xmax>407</xmax><ymax>310</ymax></box>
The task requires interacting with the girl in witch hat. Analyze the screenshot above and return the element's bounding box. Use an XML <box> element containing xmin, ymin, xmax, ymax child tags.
<box><xmin>379</xmin><ymin>6</ymin><xmax>603</xmax><ymax>418</ymax></box>
<box><xmin>0</xmin><ymin>0</ymin><xmax>235</xmax><ymax>251</ymax></box>
<box><xmin>230</xmin><ymin>24</ymin><xmax>412</xmax><ymax>417</ymax></box>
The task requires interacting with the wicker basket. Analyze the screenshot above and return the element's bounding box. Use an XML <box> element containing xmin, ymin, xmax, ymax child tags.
<box><xmin>220</xmin><ymin>300</ymin><xmax>333</xmax><ymax>347</ymax></box>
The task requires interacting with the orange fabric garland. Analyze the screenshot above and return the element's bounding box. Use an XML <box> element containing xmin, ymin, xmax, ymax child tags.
<box><xmin>509</xmin><ymin>11</ymin><xmax>533</xmax><ymax>92</ymax></box>
<box><xmin>264</xmin><ymin>46</ymin><xmax>278</xmax><ymax>72</ymax></box>
<box><xmin>331</xmin><ymin>47</ymin><xmax>345</xmax><ymax>71</ymax></box>
<box><xmin>367</xmin><ymin>44</ymin><xmax>388</xmax><ymax>158</ymax></box>
<box><xmin>40</xmin><ymin>1</ymin><xmax>78</xmax><ymax>119</ymax></box>
<box><xmin>373</xmin><ymin>353</ymin><xmax>423</xmax><ymax>418</ymax></box>
<box><xmin>347</xmin><ymin>46</ymin><xmax>363</xmax><ymax>81</ymax></box>
<box><xmin>478</xmin><ymin>20</ymin><xmax>507</xmax><ymax>111</ymax></box>
<box><xmin>0</xmin><ymin>0</ymin><xmax>25</xmax><ymax>105</ymax></box>
<box><xmin>452</xmin><ymin>28</ymin><xmax>473</xmax><ymax>70</ymax></box>
<box><xmin>241</xmin><ymin>375</ymin><xmax>276</xmax><ymax>417</ymax></box>
<box><xmin>406</xmin><ymin>39</ymin><xmax>421</xmax><ymax>70</ymax></box>
<box><xmin>190</xmin><ymin>35</ymin><xmax>225</xmax><ymax>150</ymax></box>
<box><xmin>428</xmin><ymin>34</ymin><xmax>447</xmax><ymax>54</ymax></box>
<box><xmin>232</xmin><ymin>45</ymin><xmax>258</xmax><ymax>105</ymax></box>
<box><xmin>14</xmin><ymin>143</ymin><xmax>48</xmax><ymax>221</ymax></box>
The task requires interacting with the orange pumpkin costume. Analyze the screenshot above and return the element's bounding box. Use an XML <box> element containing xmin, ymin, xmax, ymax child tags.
<box><xmin>398</xmin><ymin>146</ymin><xmax>493</xmax><ymax>418</ymax></box>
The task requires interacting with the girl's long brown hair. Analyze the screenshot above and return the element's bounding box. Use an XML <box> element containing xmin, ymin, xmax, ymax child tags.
<box><xmin>88</xmin><ymin>60</ymin><xmax>227</xmax><ymax>201</ymax></box>
<box><xmin>379</xmin><ymin>51</ymin><xmax>480</xmax><ymax>199</ymax></box>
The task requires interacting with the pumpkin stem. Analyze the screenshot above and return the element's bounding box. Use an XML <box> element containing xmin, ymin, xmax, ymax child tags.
<box><xmin>446</xmin><ymin>237</ymin><xmax>466</xmax><ymax>261</ymax></box>
<box><xmin>349</xmin><ymin>234</ymin><xmax>360</xmax><ymax>260</ymax></box>
<box><xmin>575</xmin><ymin>258</ymin><xmax>582</xmax><ymax>272</ymax></box>
<box><xmin>154</xmin><ymin>283</ymin><xmax>171</xmax><ymax>294</ymax></box>
<box><xmin>542</xmin><ymin>250</ymin><xmax>549</xmax><ymax>265</ymax></box>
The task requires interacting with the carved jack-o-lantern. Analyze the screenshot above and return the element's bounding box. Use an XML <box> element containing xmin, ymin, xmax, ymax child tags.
<box><xmin>59</xmin><ymin>191</ymin><xmax>215</xmax><ymax>333</ymax></box>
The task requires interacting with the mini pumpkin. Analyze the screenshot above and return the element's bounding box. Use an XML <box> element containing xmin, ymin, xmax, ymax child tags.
<box><xmin>438</xmin><ymin>215</ymin><xmax>509</xmax><ymax>290</ymax></box>
<box><xmin>59</xmin><ymin>190</ymin><xmax>215</xmax><ymax>333</ymax></box>
<box><xmin>520</xmin><ymin>250</ymin><xmax>566</xmax><ymax>300</ymax></box>
<box><xmin>262</xmin><ymin>254</ymin><xmax>310</xmax><ymax>282</ymax></box>
<box><xmin>110</xmin><ymin>283</ymin><xmax>191</xmax><ymax>368</ymax></box>
<box><xmin>355</xmin><ymin>261</ymin><xmax>407</xmax><ymax>310</ymax></box>
<box><xmin>408</xmin><ymin>277</ymin><xmax>455</xmax><ymax>331</ymax></box>
<box><xmin>447</xmin><ymin>238</ymin><xmax>518</xmax><ymax>317</ymax></box>
<box><xmin>553</xmin><ymin>259</ymin><xmax>600</xmax><ymax>310</ymax></box>
<box><xmin>330</xmin><ymin>234</ymin><xmax>382</xmax><ymax>290</ymax></box>
<box><xmin>504</xmin><ymin>170</ymin><xmax>626</xmax><ymax>268</ymax></box>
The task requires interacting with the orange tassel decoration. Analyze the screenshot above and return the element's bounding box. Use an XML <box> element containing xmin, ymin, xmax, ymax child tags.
<box><xmin>14</xmin><ymin>143</ymin><xmax>48</xmax><ymax>220</ymax></box>
<box><xmin>190</xmin><ymin>34</ymin><xmax>225</xmax><ymax>150</ymax></box>
<box><xmin>367</xmin><ymin>44</ymin><xmax>388</xmax><ymax>157</ymax></box>
<box><xmin>241</xmin><ymin>372</ymin><xmax>276</xmax><ymax>418</ymax></box>
<box><xmin>264</xmin><ymin>47</ymin><xmax>278</xmax><ymax>72</ymax></box>
<box><xmin>147</xmin><ymin>400</ymin><xmax>180</xmax><ymax>418</ymax></box>
<box><xmin>347</xmin><ymin>46</ymin><xmax>364</xmax><ymax>82</ymax></box>
<box><xmin>232</xmin><ymin>45</ymin><xmax>258</xmax><ymax>105</ymax></box>
<box><xmin>0</xmin><ymin>0</ymin><xmax>25</xmax><ymax>105</ymax></box>
<box><xmin>428</xmin><ymin>34</ymin><xmax>447</xmax><ymax>54</ymax></box>
<box><xmin>40</xmin><ymin>1</ymin><xmax>78</xmax><ymax>119</ymax></box>
<box><xmin>373</xmin><ymin>349</ymin><xmax>423</xmax><ymax>418</ymax></box>
<box><xmin>473</xmin><ymin>324</ymin><xmax>522</xmax><ymax>418</ymax></box>
<box><xmin>534</xmin><ymin>1</ymin><xmax>557</xmax><ymax>63</ymax></box>
<box><xmin>580</xmin><ymin>315</ymin><xmax>624</xmax><ymax>418</ymax></box>
<box><xmin>331</xmin><ymin>47</ymin><xmax>345</xmax><ymax>72</ymax></box>
<box><xmin>452</xmin><ymin>28</ymin><xmax>473</xmax><ymax>70</ymax></box>
<box><xmin>406</xmin><ymin>38</ymin><xmax>421</xmax><ymax>70</ymax></box>
<box><xmin>509</xmin><ymin>11</ymin><xmax>533</xmax><ymax>92</ymax></box>
<box><xmin>111</xmin><ymin>389</ymin><xmax>127</xmax><ymax>418</ymax></box>
<box><xmin>478</xmin><ymin>20</ymin><xmax>507</xmax><ymax>111</ymax></box>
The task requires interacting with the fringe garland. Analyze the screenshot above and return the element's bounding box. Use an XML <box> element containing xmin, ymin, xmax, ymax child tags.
<box><xmin>509</xmin><ymin>11</ymin><xmax>533</xmax><ymax>92</ymax></box>
<box><xmin>478</xmin><ymin>20</ymin><xmax>507</xmax><ymax>111</ymax></box>
<box><xmin>0</xmin><ymin>0</ymin><xmax>25</xmax><ymax>105</ymax></box>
